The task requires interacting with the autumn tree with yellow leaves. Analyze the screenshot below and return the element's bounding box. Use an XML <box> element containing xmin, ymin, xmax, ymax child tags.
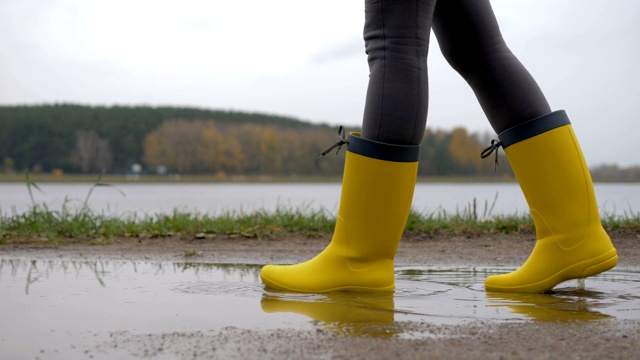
<box><xmin>142</xmin><ymin>119</ymin><xmax>344</xmax><ymax>176</ymax></box>
<box><xmin>143</xmin><ymin>120</ymin><xmax>243</xmax><ymax>174</ymax></box>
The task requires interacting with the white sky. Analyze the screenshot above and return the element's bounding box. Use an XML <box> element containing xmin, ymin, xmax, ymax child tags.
<box><xmin>1</xmin><ymin>0</ymin><xmax>638</xmax><ymax>166</ymax></box>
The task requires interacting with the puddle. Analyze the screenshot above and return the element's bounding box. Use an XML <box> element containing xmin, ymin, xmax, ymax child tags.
<box><xmin>394</xmin><ymin>267</ymin><xmax>640</xmax><ymax>323</ymax></box>
<box><xmin>1</xmin><ymin>258</ymin><xmax>639</xmax><ymax>357</ymax></box>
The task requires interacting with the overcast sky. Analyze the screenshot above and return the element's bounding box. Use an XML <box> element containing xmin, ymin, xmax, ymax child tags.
<box><xmin>1</xmin><ymin>0</ymin><xmax>638</xmax><ymax>166</ymax></box>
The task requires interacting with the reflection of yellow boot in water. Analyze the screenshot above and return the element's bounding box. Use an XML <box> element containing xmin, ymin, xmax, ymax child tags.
<box><xmin>484</xmin><ymin>111</ymin><xmax>618</xmax><ymax>293</ymax></box>
<box><xmin>486</xmin><ymin>290</ymin><xmax>612</xmax><ymax>322</ymax></box>
<box><xmin>260</xmin><ymin>133</ymin><xmax>419</xmax><ymax>293</ymax></box>
<box><xmin>261</xmin><ymin>292</ymin><xmax>395</xmax><ymax>336</ymax></box>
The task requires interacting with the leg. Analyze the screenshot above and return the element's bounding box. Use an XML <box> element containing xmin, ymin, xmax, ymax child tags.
<box><xmin>432</xmin><ymin>0</ymin><xmax>550</xmax><ymax>133</ymax></box>
<box><xmin>362</xmin><ymin>0</ymin><xmax>436</xmax><ymax>145</ymax></box>
<box><xmin>260</xmin><ymin>0</ymin><xmax>432</xmax><ymax>292</ymax></box>
<box><xmin>433</xmin><ymin>0</ymin><xmax>617</xmax><ymax>292</ymax></box>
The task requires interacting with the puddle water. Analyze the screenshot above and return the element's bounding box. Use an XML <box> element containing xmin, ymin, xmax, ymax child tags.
<box><xmin>1</xmin><ymin>258</ymin><xmax>639</xmax><ymax>357</ymax></box>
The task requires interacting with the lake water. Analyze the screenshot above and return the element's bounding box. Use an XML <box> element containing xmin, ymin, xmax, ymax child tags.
<box><xmin>0</xmin><ymin>182</ymin><xmax>638</xmax><ymax>218</ymax></box>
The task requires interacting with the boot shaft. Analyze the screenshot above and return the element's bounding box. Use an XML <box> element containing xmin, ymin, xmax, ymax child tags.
<box><xmin>499</xmin><ymin>111</ymin><xmax>601</xmax><ymax>241</ymax></box>
<box><xmin>336</xmin><ymin>133</ymin><xmax>419</xmax><ymax>259</ymax></box>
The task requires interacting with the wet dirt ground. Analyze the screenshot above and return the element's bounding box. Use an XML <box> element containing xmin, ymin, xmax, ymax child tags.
<box><xmin>2</xmin><ymin>230</ymin><xmax>640</xmax><ymax>359</ymax></box>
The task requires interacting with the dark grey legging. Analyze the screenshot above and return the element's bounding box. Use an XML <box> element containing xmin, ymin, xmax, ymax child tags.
<box><xmin>361</xmin><ymin>0</ymin><xmax>552</xmax><ymax>146</ymax></box>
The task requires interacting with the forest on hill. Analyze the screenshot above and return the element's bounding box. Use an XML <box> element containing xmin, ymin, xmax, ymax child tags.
<box><xmin>0</xmin><ymin>104</ymin><xmax>531</xmax><ymax>178</ymax></box>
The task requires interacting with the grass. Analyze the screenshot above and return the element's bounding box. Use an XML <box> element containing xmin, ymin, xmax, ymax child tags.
<box><xmin>0</xmin><ymin>205</ymin><xmax>337</xmax><ymax>243</ymax></box>
<box><xmin>0</xmin><ymin>175</ymin><xmax>638</xmax><ymax>244</ymax></box>
<box><xmin>1</xmin><ymin>203</ymin><xmax>639</xmax><ymax>244</ymax></box>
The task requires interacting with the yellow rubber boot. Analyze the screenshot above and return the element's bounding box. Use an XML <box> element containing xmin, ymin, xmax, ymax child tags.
<box><xmin>485</xmin><ymin>111</ymin><xmax>618</xmax><ymax>293</ymax></box>
<box><xmin>260</xmin><ymin>133</ymin><xmax>419</xmax><ymax>292</ymax></box>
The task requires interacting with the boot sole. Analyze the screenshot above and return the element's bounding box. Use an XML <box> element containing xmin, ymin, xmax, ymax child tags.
<box><xmin>260</xmin><ymin>269</ymin><xmax>396</xmax><ymax>293</ymax></box>
<box><xmin>261</xmin><ymin>275</ymin><xmax>396</xmax><ymax>293</ymax></box>
<box><xmin>580</xmin><ymin>248</ymin><xmax>619</xmax><ymax>278</ymax></box>
<box><xmin>486</xmin><ymin>248</ymin><xmax>619</xmax><ymax>293</ymax></box>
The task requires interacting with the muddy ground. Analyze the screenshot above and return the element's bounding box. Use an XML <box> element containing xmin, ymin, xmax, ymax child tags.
<box><xmin>3</xmin><ymin>229</ymin><xmax>640</xmax><ymax>359</ymax></box>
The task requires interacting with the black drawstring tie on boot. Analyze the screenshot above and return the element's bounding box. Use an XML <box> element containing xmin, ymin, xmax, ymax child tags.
<box><xmin>319</xmin><ymin>126</ymin><xmax>348</xmax><ymax>158</ymax></box>
<box><xmin>480</xmin><ymin>139</ymin><xmax>503</xmax><ymax>172</ymax></box>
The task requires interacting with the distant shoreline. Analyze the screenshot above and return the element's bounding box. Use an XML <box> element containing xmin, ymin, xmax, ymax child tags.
<box><xmin>2</xmin><ymin>172</ymin><xmax>638</xmax><ymax>184</ymax></box>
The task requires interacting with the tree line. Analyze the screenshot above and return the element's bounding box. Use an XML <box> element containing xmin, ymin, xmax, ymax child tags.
<box><xmin>1</xmin><ymin>104</ymin><xmax>519</xmax><ymax>177</ymax></box>
<box><xmin>0</xmin><ymin>104</ymin><xmax>330</xmax><ymax>174</ymax></box>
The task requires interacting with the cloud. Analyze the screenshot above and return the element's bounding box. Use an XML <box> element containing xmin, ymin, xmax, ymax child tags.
<box><xmin>1</xmin><ymin>0</ymin><xmax>639</xmax><ymax>166</ymax></box>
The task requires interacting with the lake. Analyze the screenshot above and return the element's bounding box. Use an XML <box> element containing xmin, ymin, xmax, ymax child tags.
<box><xmin>0</xmin><ymin>182</ymin><xmax>638</xmax><ymax>218</ymax></box>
